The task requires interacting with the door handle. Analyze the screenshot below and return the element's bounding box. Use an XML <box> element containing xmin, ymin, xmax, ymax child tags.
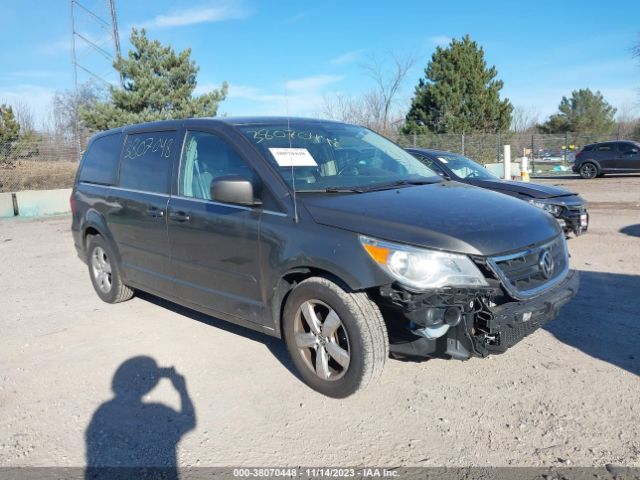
<box><xmin>145</xmin><ymin>207</ymin><xmax>165</xmax><ymax>218</ymax></box>
<box><xmin>168</xmin><ymin>210</ymin><xmax>191</xmax><ymax>222</ymax></box>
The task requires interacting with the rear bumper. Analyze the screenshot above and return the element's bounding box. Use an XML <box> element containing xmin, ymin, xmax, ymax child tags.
<box><xmin>473</xmin><ymin>269</ymin><xmax>580</xmax><ymax>355</ymax></box>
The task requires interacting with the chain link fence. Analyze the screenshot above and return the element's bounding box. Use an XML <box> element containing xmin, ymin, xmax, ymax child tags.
<box><xmin>1</xmin><ymin>131</ymin><xmax>639</xmax><ymax>193</ymax></box>
<box><xmin>395</xmin><ymin>132</ymin><xmax>640</xmax><ymax>175</ymax></box>
<box><xmin>0</xmin><ymin>136</ymin><xmax>88</xmax><ymax>193</ymax></box>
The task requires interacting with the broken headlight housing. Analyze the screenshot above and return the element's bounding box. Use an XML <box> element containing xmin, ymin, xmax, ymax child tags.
<box><xmin>529</xmin><ymin>199</ymin><xmax>562</xmax><ymax>216</ymax></box>
<box><xmin>360</xmin><ymin>235</ymin><xmax>488</xmax><ymax>291</ymax></box>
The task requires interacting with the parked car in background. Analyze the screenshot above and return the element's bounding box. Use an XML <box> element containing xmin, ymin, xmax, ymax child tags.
<box><xmin>573</xmin><ymin>140</ymin><xmax>640</xmax><ymax>179</ymax></box>
<box><xmin>71</xmin><ymin>118</ymin><xmax>579</xmax><ymax>397</ymax></box>
<box><xmin>406</xmin><ymin>148</ymin><xmax>589</xmax><ymax>236</ymax></box>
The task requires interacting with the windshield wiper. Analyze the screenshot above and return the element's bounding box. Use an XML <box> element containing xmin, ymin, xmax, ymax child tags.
<box><xmin>358</xmin><ymin>179</ymin><xmax>437</xmax><ymax>192</ymax></box>
<box><xmin>298</xmin><ymin>186</ymin><xmax>365</xmax><ymax>193</ymax></box>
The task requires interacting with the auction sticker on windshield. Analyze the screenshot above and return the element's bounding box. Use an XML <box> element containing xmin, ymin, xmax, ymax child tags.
<box><xmin>269</xmin><ymin>148</ymin><xmax>318</xmax><ymax>167</ymax></box>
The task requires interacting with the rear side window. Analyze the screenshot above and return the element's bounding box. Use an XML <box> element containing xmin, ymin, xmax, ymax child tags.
<box><xmin>79</xmin><ymin>133</ymin><xmax>123</xmax><ymax>185</ymax></box>
<box><xmin>596</xmin><ymin>143</ymin><xmax>614</xmax><ymax>152</ymax></box>
<box><xmin>119</xmin><ymin>131</ymin><xmax>176</xmax><ymax>194</ymax></box>
<box><xmin>581</xmin><ymin>145</ymin><xmax>594</xmax><ymax>152</ymax></box>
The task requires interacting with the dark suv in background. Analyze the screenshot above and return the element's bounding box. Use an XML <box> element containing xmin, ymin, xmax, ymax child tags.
<box><xmin>71</xmin><ymin>117</ymin><xmax>579</xmax><ymax>397</ymax></box>
<box><xmin>573</xmin><ymin>140</ymin><xmax>640</xmax><ymax>178</ymax></box>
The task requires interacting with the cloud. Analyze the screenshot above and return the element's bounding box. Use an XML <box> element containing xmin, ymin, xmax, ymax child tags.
<box><xmin>138</xmin><ymin>3</ymin><xmax>250</xmax><ymax>29</ymax></box>
<box><xmin>39</xmin><ymin>38</ymin><xmax>72</xmax><ymax>55</ymax></box>
<box><xmin>329</xmin><ymin>50</ymin><xmax>364</xmax><ymax>66</ymax></box>
<box><xmin>0</xmin><ymin>84</ymin><xmax>56</xmax><ymax>127</ymax></box>
<box><xmin>196</xmin><ymin>75</ymin><xmax>344</xmax><ymax>116</ymax></box>
<box><xmin>284</xmin><ymin>75</ymin><xmax>342</xmax><ymax>92</ymax></box>
<box><xmin>429</xmin><ymin>35</ymin><xmax>451</xmax><ymax>47</ymax></box>
<box><xmin>7</xmin><ymin>70</ymin><xmax>57</xmax><ymax>79</ymax></box>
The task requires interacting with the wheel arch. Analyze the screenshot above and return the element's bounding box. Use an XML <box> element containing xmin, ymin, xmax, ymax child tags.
<box><xmin>82</xmin><ymin>210</ymin><xmax>122</xmax><ymax>265</ymax></box>
<box><xmin>270</xmin><ymin>266</ymin><xmax>358</xmax><ymax>338</ymax></box>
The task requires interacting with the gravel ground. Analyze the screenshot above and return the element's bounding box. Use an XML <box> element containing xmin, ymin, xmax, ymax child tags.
<box><xmin>0</xmin><ymin>175</ymin><xmax>639</xmax><ymax>468</ymax></box>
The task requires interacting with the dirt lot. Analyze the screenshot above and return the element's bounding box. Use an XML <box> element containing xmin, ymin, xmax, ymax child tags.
<box><xmin>0</xmin><ymin>175</ymin><xmax>639</xmax><ymax>468</ymax></box>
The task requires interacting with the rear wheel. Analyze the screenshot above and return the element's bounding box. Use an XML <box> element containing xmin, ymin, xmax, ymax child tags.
<box><xmin>282</xmin><ymin>277</ymin><xmax>388</xmax><ymax>398</ymax></box>
<box><xmin>87</xmin><ymin>235</ymin><xmax>134</xmax><ymax>304</ymax></box>
<box><xmin>579</xmin><ymin>162</ymin><xmax>598</xmax><ymax>179</ymax></box>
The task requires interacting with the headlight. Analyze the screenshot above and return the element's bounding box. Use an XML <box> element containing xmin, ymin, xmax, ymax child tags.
<box><xmin>529</xmin><ymin>200</ymin><xmax>562</xmax><ymax>216</ymax></box>
<box><xmin>359</xmin><ymin>235</ymin><xmax>488</xmax><ymax>290</ymax></box>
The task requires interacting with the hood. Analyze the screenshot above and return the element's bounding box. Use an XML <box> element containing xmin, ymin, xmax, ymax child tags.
<box><xmin>302</xmin><ymin>181</ymin><xmax>561</xmax><ymax>257</ymax></box>
<box><xmin>465</xmin><ymin>178</ymin><xmax>576</xmax><ymax>200</ymax></box>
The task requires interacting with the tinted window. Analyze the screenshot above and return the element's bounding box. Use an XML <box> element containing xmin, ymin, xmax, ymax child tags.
<box><xmin>179</xmin><ymin>131</ymin><xmax>256</xmax><ymax>200</ymax></box>
<box><xmin>596</xmin><ymin>143</ymin><xmax>614</xmax><ymax>152</ymax></box>
<box><xmin>618</xmin><ymin>142</ymin><xmax>638</xmax><ymax>153</ymax></box>
<box><xmin>581</xmin><ymin>145</ymin><xmax>594</xmax><ymax>152</ymax></box>
<box><xmin>79</xmin><ymin>133</ymin><xmax>123</xmax><ymax>185</ymax></box>
<box><xmin>119</xmin><ymin>131</ymin><xmax>175</xmax><ymax>194</ymax></box>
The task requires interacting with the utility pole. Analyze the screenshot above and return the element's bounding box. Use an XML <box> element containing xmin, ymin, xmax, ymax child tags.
<box><xmin>69</xmin><ymin>0</ymin><xmax>122</xmax><ymax>154</ymax></box>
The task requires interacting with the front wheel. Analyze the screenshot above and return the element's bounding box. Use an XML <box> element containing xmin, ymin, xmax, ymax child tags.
<box><xmin>282</xmin><ymin>277</ymin><xmax>388</xmax><ymax>398</ymax></box>
<box><xmin>579</xmin><ymin>162</ymin><xmax>598</xmax><ymax>179</ymax></box>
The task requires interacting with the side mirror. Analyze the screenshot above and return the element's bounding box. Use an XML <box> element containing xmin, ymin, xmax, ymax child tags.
<box><xmin>211</xmin><ymin>175</ymin><xmax>261</xmax><ymax>206</ymax></box>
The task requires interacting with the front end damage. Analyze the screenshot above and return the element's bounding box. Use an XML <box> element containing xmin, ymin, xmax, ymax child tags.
<box><xmin>377</xmin><ymin>250</ymin><xmax>580</xmax><ymax>361</ymax></box>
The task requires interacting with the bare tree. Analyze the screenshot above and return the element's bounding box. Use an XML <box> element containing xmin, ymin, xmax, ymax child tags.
<box><xmin>511</xmin><ymin>106</ymin><xmax>540</xmax><ymax>133</ymax></box>
<box><xmin>10</xmin><ymin>100</ymin><xmax>36</xmax><ymax>135</ymax></box>
<box><xmin>360</xmin><ymin>52</ymin><xmax>415</xmax><ymax>135</ymax></box>
<box><xmin>321</xmin><ymin>52</ymin><xmax>415</xmax><ymax>136</ymax></box>
<box><xmin>50</xmin><ymin>82</ymin><xmax>105</xmax><ymax>146</ymax></box>
<box><xmin>615</xmin><ymin>103</ymin><xmax>640</xmax><ymax>139</ymax></box>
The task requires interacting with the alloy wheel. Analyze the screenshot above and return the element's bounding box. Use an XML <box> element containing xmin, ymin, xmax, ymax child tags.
<box><xmin>293</xmin><ymin>300</ymin><xmax>351</xmax><ymax>381</ymax></box>
<box><xmin>91</xmin><ymin>246</ymin><xmax>112</xmax><ymax>294</ymax></box>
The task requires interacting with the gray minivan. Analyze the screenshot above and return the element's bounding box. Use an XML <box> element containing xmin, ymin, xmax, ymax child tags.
<box><xmin>71</xmin><ymin>117</ymin><xmax>579</xmax><ymax>397</ymax></box>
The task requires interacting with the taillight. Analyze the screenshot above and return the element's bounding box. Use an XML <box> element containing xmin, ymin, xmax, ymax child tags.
<box><xmin>70</xmin><ymin>193</ymin><xmax>76</xmax><ymax>215</ymax></box>
<box><xmin>575</xmin><ymin>151</ymin><xmax>583</xmax><ymax>161</ymax></box>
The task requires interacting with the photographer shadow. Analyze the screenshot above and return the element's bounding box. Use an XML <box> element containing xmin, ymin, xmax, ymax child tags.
<box><xmin>85</xmin><ymin>356</ymin><xmax>196</xmax><ymax>480</ymax></box>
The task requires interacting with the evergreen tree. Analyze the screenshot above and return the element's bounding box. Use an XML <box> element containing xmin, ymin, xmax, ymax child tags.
<box><xmin>537</xmin><ymin>89</ymin><xmax>616</xmax><ymax>134</ymax></box>
<box><xmin>0</xmin><ymin>104</ymin><xmax>21</xmax><ymax>164</ymax></box>
<box><xmin>81</xmin><ymin>29</ymin><xmax>228</xmax><ymax>131</ymax></box>
<box><xmin>402</xmin><ymin>35</ymin><xmax>512</xmax><ymax>134</ymax></box>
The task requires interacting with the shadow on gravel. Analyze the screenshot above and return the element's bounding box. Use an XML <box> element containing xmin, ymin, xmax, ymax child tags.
<box><xmin>135</xmin><ymin>291</ymin><xmax>301</xmax><ymax>382</ymax></box>
<box><xmin>85</xmin><ymin>356</ymin><xmax>196</xmax><ymax>479</ymax></box>
<box><xmin>545</xmin><ymin>270</ymin><xmax>640</xmax><ymax>376</ymax></box>
<box><xmin>620</xmin><ymin>224</ymin><xmax>640</xmax><ymax>238</ymax></box>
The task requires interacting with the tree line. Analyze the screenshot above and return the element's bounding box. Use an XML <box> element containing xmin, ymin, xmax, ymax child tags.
<box><xmin>1</xmin><ymin>28</ymin><xmax>639</xmax><ymax>165</ymax></box>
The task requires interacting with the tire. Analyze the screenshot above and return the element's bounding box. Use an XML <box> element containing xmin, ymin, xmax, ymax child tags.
<box><xmin>282</xmin><ymin>277</ymin><xmax>388</xmax><ymax>398</ymax></box>
<box><xmin>579</xmin><ymin>162</ymin><xmax>598</xmax><ymax>179</ymax></box>
<box><xmin>86</xmin><ymin>235</ymin><xmax>134</xmax><ymax>304</ymax></box>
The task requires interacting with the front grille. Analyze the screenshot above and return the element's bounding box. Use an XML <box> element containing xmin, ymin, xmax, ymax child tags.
<box><xmin>488</xmin><ymin>235</ymin><xmax>568</xmax><ymax>299</ymax></box>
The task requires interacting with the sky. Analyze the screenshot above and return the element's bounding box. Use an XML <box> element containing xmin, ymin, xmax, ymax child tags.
<box><xmin>1</xmin><ymin>0</ymin><xmax>639</xmax><ymax>129</ymax></box>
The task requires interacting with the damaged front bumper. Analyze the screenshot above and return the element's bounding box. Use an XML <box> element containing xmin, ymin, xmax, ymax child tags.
<box><xmin>380</xmin><ymin>269</ymin><xmax>580</xmax><ymax>360</ymax></box>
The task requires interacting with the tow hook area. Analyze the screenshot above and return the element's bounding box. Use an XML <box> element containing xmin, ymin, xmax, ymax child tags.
<box><xmin>379</xmin><ymin>284</ymin><xmax>496</xmax><ymax>360</ymax></box>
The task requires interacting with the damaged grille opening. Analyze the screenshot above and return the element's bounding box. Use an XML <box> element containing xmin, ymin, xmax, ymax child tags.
<box><xmin>488</xmin><ymin>235</ymin><xmax>569</xmax><ymax>299</ymax></box>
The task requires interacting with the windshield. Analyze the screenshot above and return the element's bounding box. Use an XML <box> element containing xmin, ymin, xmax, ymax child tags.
<box><xmin>434</xmin><ymin>152</ymin><xmax>498</xmax><ymax>180</ymax></box>
<box><xmin>237</xmin><ymin>121</ymin><xmax>439</xmax><ymax>192</ymax></box>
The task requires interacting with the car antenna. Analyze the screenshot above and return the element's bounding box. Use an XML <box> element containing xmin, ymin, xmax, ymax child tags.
<box><xmin>284</xmin><ymin>78</ymin><xmax>299</xmax><ymax>223</ymax></box>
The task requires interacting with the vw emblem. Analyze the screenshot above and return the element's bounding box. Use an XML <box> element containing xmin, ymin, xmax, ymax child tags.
<box><xmin>538</xmin><ymin>250</ymin><xmax>555</xmax><ymax>279</ymax></box>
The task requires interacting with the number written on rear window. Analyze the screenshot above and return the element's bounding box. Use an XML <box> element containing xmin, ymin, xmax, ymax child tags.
<box><xmin>119</xmin><ymin>131</ymin><xmax>176</xmax><ymax>194</ymax></box>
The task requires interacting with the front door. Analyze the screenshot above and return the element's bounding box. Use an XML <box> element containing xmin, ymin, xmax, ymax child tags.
<box><xmin>167</xmin><ymin>130</ymin><xmax>265</xmax><ymax>324</ymax></box>
<box><xmin>614</xmin><ymin>142</ymin><xmax>640</xmax><ymax>171</ymax></box>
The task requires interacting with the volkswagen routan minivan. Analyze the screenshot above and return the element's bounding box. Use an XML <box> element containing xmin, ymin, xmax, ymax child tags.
<box><xmin>71</xmin><ymin>117</ymin><xmax>579</xmax><ymax>397</ymax></box>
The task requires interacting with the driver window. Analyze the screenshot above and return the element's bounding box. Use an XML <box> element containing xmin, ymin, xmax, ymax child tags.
<box><xmin>179</xmin><ymin>131</ymin><xmax>255</xmax><ymax>200</ymax></box>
